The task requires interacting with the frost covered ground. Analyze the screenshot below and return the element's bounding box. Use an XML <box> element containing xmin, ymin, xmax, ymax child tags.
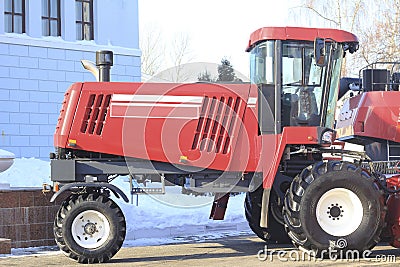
<box><xmin>0</xmin><ymin>158</ymin><xmax>251</xmax><ymax>256</ymax></box>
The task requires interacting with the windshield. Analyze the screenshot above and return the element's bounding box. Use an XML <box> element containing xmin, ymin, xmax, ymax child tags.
<box><xmin>281</xmin><ymin>42</ymin><xmax>326</xmax><ymax>127</ymax></box>
<box><xmin>282</xmin><ymin>43</ymin><xmax>324</xmax><ymax>86</ymax></box>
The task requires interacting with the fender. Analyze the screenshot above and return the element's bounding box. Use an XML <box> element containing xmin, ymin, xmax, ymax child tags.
<box><xmin>50</xmin><ymin>182</ymin><xmax>129</xmax><ymax>203</ymax></box>
<box><xmin>259</xmin><ymin>126</ymin><xmax>332</xmax><ymax>227</ymax></box>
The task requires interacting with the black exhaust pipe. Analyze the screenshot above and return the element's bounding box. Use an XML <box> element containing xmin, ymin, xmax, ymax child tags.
<box><xmin>96</xmin><ymin>50</ymin><xmax>113</xmax><ymax>82</ymax></box>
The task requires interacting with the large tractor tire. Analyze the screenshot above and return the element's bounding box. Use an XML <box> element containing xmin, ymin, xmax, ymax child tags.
<box><xmin>54</xmin><ymin>193</ymin><xmax>126</xmax><ymax>263</ymax></box>
<box><xmin>245</xmin><ymin>187</ymin><xmax>290</xmax><ymax>243</ymax></box>
<box><xmin>283</xmin><ymin>161</ymin><xmax>385</xmax><ymax>255</ymax></box>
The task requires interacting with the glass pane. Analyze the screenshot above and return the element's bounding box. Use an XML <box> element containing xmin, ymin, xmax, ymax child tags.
<box><xmin>281</xmin><ymin>42</ymin><xmax>325</xmax><ymax>127</ymax></box>
<box><xmin>42</xmin><ymin>19</ymin><xmax>49</xmax><ymax>36</ymax></box>
<box><xmin>325</xmin><ymin>48</ymin><xmax>344</xmax><ymax>128</ymax></box>
<box><xmin>83</xmin><ymin>2</ymin><xmax>91</xmax><ymax>22</ymax></box>
<box><xmin>282</xmin><ymin>45</ymin><xmax>302</xmax><ymax>85</ymax></box>
<box><xmin>15</xmin><ymin>0</ymin><xmax>23</xmax><ymax>13</ymax></box>
<box><xmin>14</xmin><ymin>15</ymin><xmax>22</xmax><ymax>33</ymax></box>
<box><xmin>250</xmin><ymin>41</ymin><xmax>274</xmax><ymax>84</ymax></box>
<box><xmin>42</xmin><ymin>0</ymin><xmax>48</xmax><ymax>16</ymax></box>
<box><xmin>50</xmin><ymin>0</ymin><xmax>58</xmax><ymax>18</ymax></box>
<box><xmin>5</xmin><ymin>0</ymin><xmax>12</xmax><ymax>12</ymax></box>
<box><xmin>50</xmin><ymin>20</ymin><xmax>58</xmax><ymax>36</ymax></box>
<box><xmin>4</xmin><ymin>14</ymin><xmax>12</xmax><ymax>32</ymax></box>
<box><xmin>75</xmin><ymin>2</ymin><xmax>82</xmax><ymax>21</ymax></box>
<box><xmin>83</xmin><ymin>23</ymin><xmax>91</xmax><ymax>40</ymax></box>
<box><xmin>76</xmin><ymin>23</ymin><xmax>82</xmax><ymax>40</ymax></box>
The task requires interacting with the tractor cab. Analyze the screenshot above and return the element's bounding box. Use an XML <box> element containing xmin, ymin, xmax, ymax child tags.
<box><xmin>246</xmin><ymin>27</ymin><xmax>359</xmax><ymax>135</ymax></box>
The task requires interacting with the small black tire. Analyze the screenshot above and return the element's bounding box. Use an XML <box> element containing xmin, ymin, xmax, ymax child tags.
<box><xmin>245</xmin><ymin>187</ymin><xmax>290</xmax><ymax>243</ymax></box>
<box><xmin>283</xmin><ymin>161</ymin><xmax>385</xmax><ymax>255</ymax></box>
<box><xmin>54</xmin><ymin>193</ymin><xmax>126</xmax><ymax>263</ymax></box>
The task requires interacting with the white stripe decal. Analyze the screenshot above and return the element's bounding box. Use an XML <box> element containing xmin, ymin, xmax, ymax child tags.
<box><xmin>112</xmin><ymin>94</ymin><xmax>204</xmax><ymax>103</ymax></box>
<box><xmin>111</xmin><ymin>103</ymin><xmax>201</xmax><ymax>108</ymax></box>
<box><xmin>110</xmin><ymin>94</ymin><xmax>202</xmax><ymax>119</ymax></box>
<box><xmin>110</xmin><ymin>104</ymin><xmax>199</xmax><ymax>119</ymax></box>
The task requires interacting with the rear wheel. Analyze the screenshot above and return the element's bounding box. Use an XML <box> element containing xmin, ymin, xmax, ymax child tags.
<box><xmin>283</xmin><ymin>161</ymin><xmax>385</xmax><ymax>255</ymax></box>
<box><xmin>245</xmin><ymin>187</ymin><xmax>290</xmax><ymax>243</ymax></box>
<box><xmin>54</xmin><ymin>193</ymin><xmax>126</xmax><ymax>263</ymax></box>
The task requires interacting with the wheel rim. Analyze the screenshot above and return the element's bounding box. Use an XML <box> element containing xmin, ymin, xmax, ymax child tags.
<box><xmin>71</xmin><ymin>210</ymin><xmax>111</xmax><ymax>249</ymax></box>
<box><xmin>316</xmin><ymin>188</ymin><xmax>363</xmax><ymax>236</ymax></box>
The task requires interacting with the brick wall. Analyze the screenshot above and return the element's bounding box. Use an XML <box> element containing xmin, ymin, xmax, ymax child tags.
<box><xmin>0</xmin><ymin>189</ymin><xmax>68</xmax><ymax>248</ymax></box>
<box><xmin>0</xmin><ymin>42</ymin><xmax>141</xmax><ymax>159</ymax></box>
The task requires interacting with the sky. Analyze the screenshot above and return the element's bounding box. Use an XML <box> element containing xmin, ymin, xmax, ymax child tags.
<box><xmin>138</xmin><ymin>0</ymin><xmax>312</xmax><ymax>77</ymax></box>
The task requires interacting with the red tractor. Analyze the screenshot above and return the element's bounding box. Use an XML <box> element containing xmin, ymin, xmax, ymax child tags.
<box><xmin>49</xmin><ymin>26</ymin><xmax>400</xmax><ymax>263</ymax></box>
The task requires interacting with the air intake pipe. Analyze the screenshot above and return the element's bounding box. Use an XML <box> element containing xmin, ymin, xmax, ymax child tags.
<box><xmin>81</xmin><ymin>50</ymin><xmax>113</xmax><ymax>82</ymax></box>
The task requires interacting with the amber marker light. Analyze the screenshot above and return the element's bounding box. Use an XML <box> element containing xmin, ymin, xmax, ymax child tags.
<box><xmin>68</xmin><ymin>139</ymin><xmax>77</xmax><ymax>147</ymax></box>
<box><xmin>179</xmin><ymin>155</ymin><xmax>188</xmax><ymax>163</ymax></box>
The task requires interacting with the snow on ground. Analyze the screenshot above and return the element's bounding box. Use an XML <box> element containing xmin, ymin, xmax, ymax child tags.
<box><xmin>0</xmin><ymin>158</ymin><xmax>250</xmax><ymax>252</ymax></box>
<box><xmin>0</xmin><ymin>158</ymin><xmax>50</xmax><ymax>188</ymax></box>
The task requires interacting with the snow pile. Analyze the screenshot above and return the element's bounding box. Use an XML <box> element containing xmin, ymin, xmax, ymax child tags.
<box><xmin>0</xmin><ymin>149</ymin><xmax>15</xmax><ymax>174</ymax></box>
<box><xmin>0</xmin><ymin>149</ymin><xmax>15</xmax><ymax>159</ymax></box>
<box><xmin>0</xmin><ymin>158</ymin><xmax>50</xmax><ymax>187</ymax></box>
<box><xmin>0</xmin><ymin>158</ymin><xmax>249</xmax><ymax>245</ymax></box>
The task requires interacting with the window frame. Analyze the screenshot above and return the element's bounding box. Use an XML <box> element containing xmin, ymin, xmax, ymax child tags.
<box><xmin>75</xmin><ymin>0</ymin><xmax>94</xmax><ymax>40</ymax></box>
<box><xmin>41</xmin><ymin>0</ymin><xmax>61</xmax><ymax>36</ymax></box>
<box><xmin>4</xmin><ymin>0</ymin><xmax>26</xmax><ymax>33</ymax></box>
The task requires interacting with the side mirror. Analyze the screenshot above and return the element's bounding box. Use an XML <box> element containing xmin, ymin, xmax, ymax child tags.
<box><xmin>314</xmin><ymin>38</ymin><xmax>326</xmax><ymax>67</ymax></box>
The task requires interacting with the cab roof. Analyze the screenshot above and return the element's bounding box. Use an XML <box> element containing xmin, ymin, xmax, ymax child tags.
<box><xmin>246</xmin><ymin>26</ymin><xmax>359</xmax><ymax>52</ymax></box>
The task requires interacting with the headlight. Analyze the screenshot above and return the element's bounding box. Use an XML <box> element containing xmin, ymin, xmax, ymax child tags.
<box><xmin>321</xmin><ymin>131</ymin><xmax>335</xmax><ymax>144</ymax></box>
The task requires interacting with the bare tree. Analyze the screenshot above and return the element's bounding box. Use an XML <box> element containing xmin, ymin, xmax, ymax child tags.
<box><xmin>301</xmin><ymin>0</ymin><xmax>365</xmax><ymax>30</ymax></box>
<box><xmin>140</xmin><ymin>27</ymin><xmax>194</xmax><ymax>82</ymax></box>
<box><xmin>140</xmin><ymin>25</ymin><xmax>165</xmax><ymax>76</ymax></box>
<box><xmin>293</xmin><ymin>0</ymin><xmax>366</xmax><ymax>76</ymax></box>
<box><xmin>359</xmin><ymin>1</ymin><xmax>400</xmax><ymax>64</ymax></box>
<box><xmin>296</xmin><ymin>0</ymin><xmax>400</xmax><ymax>76</ymax></box>
<box><xmin>166</xmin><ymin>33</ymin><xmax>194</xmax><ymax>82</ymax></box>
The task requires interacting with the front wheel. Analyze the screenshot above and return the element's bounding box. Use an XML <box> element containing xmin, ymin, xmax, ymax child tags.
<box><xmin>283</xmin><ymin>161</ymin><xmax>385</xmax><ymax>255</ymax></box>
<box><xmin>54</xmin><ymin>193</ymin><xmax>126</xmax><ymax>263</ymax></box>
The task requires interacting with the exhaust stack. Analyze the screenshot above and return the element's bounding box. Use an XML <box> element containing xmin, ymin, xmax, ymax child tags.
<box><xmin>96</xmin><ymin>50</ymin><xmax>113</xmax><ymax>82</ymax></box>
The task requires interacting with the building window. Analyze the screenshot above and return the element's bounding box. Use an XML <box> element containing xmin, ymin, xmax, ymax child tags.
<box><xmin>42</xmin><ymin>0</ymin><xmax>61</xmax><ymax>36</ymax></box>
<box><xmin>4</xmin><ymin>0</ymin><xmax>25</xmax><ymax>33</ymax></box>
<box><xmin>76</xmin><ymin>0</ymin><xmax>94</xmax><ymax>40</ymax></box>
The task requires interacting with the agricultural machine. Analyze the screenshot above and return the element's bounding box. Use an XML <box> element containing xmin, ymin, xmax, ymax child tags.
<box><xmin>48</xmin><ymin>26</ymin><xmax>400</xmax><ymax>263</ymax></box>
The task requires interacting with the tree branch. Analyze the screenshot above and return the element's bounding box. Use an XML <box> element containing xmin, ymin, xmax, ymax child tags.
<box><xmin>304</xmin><ymin>5</ymin><xmax>340</xmax><ymax>26</ymax></box>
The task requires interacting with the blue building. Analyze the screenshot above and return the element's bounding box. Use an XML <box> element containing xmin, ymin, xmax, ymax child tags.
<box><xmin>0</xmin><ymin>0</ymin><xmax>141</xmax><ymax>159</ymax></box>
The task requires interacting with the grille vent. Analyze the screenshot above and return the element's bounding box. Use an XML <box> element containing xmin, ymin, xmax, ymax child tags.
<box><xmin>80</xmin><ymin>94</ymin><xmax>111</xmax><ymax>135</ymax></box>
<box><xmin>192</xmin><ymin>96</ymin><xmax>242</xmax><ymax>154</ymax></box>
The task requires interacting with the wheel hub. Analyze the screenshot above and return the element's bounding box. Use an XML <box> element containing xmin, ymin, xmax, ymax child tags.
<box><xmin>84</xmin><ymin>222</ymin><xmax>97</xmax><ymax>235</ymax></box>
<box><xmin>327</xmin><ymin>204</ymin><xmax>343</xmax><ymax>219</ymax></box>
<box><xmin>71</xmin><ymin>210</ymin><xmax>110</xmax><ymax>249</ymax></box>
<box><xmin>316</xmin><ymin>188</ymin><xmax>363</xmax><ymax>236</ymax></box>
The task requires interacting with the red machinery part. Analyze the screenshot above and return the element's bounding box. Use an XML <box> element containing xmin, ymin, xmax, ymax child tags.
<box><xmin>385</xmin><ymin>175</ymin><xmax>400</xmax><ymax>248</ymax></box>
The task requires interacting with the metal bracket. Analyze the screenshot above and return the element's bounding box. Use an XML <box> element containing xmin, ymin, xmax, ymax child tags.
<box><xmin>129</xmin><ymin>175</ymin><xmax>165</xmax><ymax>195</ymax></box>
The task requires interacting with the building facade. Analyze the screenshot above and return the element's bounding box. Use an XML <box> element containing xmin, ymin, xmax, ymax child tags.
<box><xmin>0</xmin><ymin>0</ymin><xmax>141</xmax><ymax>159</ymax></box>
